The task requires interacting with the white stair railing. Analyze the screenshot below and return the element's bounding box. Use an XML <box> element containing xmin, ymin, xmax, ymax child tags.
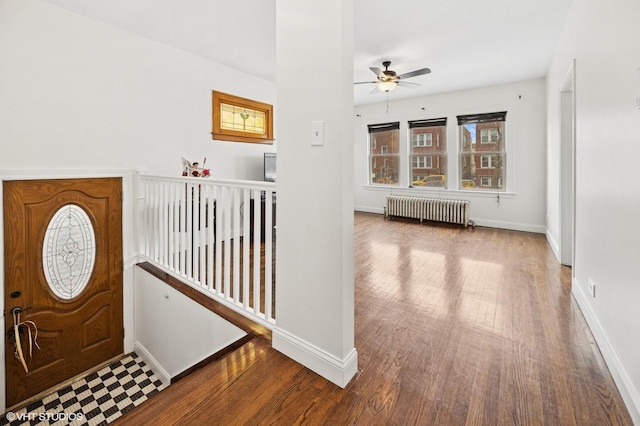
<box><xmin>137</xmin><ymin>174</ymin><xmax>276</xmax><ymax>327</ymax></box>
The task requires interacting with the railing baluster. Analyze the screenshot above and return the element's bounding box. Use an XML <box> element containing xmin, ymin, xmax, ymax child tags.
<box><xmin>198</xmin><ymin>184</ymin><xmax>206</xmax><ymax>286</ymax></box>
<box><xmin>214</xmin><ymin>185</ymin><xmax>223</xmax><ymax>296</ymax></box>
<box><xmin>242</xmin><ymin>189</ymin><xmax>251</xmax><ymax>310</ymax></box>
<box><xmin>179</xmin><ymin>184</ymin><xmax>187</xmax><ymax>277</ymax></box>
<box><xmin>173</xmin><ymin>182</ymin><xmax>181</xmax><ymax>274</ymax></box>
<box><xmin>223</xmin><ymin>187</ymin><xmax>232</xmax><ymax>298</ymax></box>
<box><xmin>160</xmin><ymin>181</ymin><xmax>167</xmax><ymax>266</ymax></box>
<box><xmin>232</xmin><ymin>188</ymin><xmax>241</xmax><ymax>303</ymax></box>
<box><xmin>166</xmin><ymin>182</ymin><xmax>174</xmax><ymax>271</ymax></box>
<box><xmin>172</xmin><ymin>181</ymin><xmax>180</xmax><ymax>272</ymax></box>
<box><xmin>142</xmin><ymin>178</ymin><xmax>150</xmax><ymax>259</ymax></box>
<box><xmin>252</xmin><ymin>189</ymin><xmax>261</xmax><ymax>316</ymax></box>
<box><xmin>152</xmin><ymin>180</ymin><xmax>160</xmax><ymax>262</ymax></box>
<box><xmin>186</xmin><ymin>183</ymin><xmax>194</xmax><ymax>280</ymax></box>
<box><xmin>206</xmin><ymin>185</ymin><xmax>215</xmax><ymax>291</ymax></box>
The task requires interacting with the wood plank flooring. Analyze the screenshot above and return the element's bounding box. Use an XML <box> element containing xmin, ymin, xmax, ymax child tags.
<box><xmin>114</xmin><ymin>212</ymin><xmax>632</xmax><ymax>425</ymax></box>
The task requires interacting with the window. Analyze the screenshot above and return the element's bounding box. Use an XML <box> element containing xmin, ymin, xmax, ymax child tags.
<box><xmin>409</xmin><ymin>118</ymin><xmax>447</xmax><ymax>188</ymax></box>
<box><xmin>480</xmin><ymin>155</ymin><xmax>494</xmax><ymax>168</ymax></box>
<box><xmin>412</xmin><ymin>156</ymin><xmax>432</xmax><ymax>168</ymax></box>
<box><xmin>480</xmin><ymin>128</ymin><xmax>499</xmax><ymax>144</ymax></box>
<box><xmin>412</xmin><ymin>133</ymin><xmax>432</xmax><ymax>147</ymax></box>
<box><xmin>368</xmin><ymin>122</ymin><xmax>400</xmax><ymax>185</ymax></box>
<box><xmin>212</xmin><ymin>91</ymin><xmax>274</xmax><ymax>144</ymax></box>
<box><xmin>457</xmin><ymin>111</ymin><xmax>506</xmax><ymax>191</ymax></box>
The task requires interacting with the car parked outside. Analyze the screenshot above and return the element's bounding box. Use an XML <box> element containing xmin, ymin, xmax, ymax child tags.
<box><xmin>412</xmin><ymin>175</ymin><xmax>445</xmax><ymax>187</ymax></box>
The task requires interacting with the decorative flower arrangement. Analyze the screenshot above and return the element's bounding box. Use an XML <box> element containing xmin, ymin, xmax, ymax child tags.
<box><xmin>182</xmin><ymin>157</ymin><xmax>210</xmax><ymax>178</ymax></box>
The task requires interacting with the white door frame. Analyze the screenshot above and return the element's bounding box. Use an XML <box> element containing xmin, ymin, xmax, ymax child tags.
<box><xmin>559</xmin><ymin>59</ymin><xmax>577</xmax><ymax>269</ymax></box>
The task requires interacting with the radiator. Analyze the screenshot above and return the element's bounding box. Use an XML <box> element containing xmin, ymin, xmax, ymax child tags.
<box><xmin>385</xmin><ymin>195</ymin><xmax>471</xmax><ymax>227</ymax></box>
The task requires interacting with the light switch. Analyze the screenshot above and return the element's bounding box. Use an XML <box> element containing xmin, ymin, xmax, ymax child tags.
<box><xmin>311</xmin><ymin>121</ymin><xmax>324</xmax><ymax>146</ymax></box>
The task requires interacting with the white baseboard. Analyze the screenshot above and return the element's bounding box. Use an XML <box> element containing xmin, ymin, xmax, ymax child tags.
<box><xmin>546</xmin><ymin>230</ymin><xmax>561</xmax><ymax>262</ymax></box>
<box><xmin>272</xmin><ymin>328</ymin><xmax>358</xmax><ymax>388</ymax></box>
<box><xmin>355</xmin><ymin>205</ymin><xmax>384</xmax><ymax>215</ymax></box>
<box><xmin>572</xmin><ymin>279</ymin><xmax>640</xmax><ymax>424</ymax></box>
<box><xmin>471</xmin><ymin>218</ymin><xmax>545</xmax><ymax>234</ymax></box>
<box><xmin>354</xmin><ymin>207</ymin><xmax>545</xmax><ymax>234</ymax></box>
<box><xmin>134</xmin><ymin>341</ymin><xmax>171</xmax><ymax>387</ymax></box>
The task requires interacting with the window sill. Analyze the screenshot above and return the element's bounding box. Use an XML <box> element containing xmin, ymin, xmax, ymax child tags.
<box><xmin>362</xmin><ymin>185</ymin><xmax>516</xmax><ymax>198</ymax></box>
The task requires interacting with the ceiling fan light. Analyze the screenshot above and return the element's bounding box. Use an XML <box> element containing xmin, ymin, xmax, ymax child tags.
<box><xmin>378</xmin><ymin>81</ymin><xmax>397</xmax><ymax>92</ymax></box>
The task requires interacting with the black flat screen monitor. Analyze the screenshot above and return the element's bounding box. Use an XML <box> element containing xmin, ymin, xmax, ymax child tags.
<box><xmin>264</xmin><ymin>153</ymin><xmax>276</xmax><ymax>182</ymax></box>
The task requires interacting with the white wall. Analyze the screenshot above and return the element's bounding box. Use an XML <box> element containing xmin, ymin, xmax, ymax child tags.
<box><xmin>546</xmin><ymin>0</ymin><xmax>640</xmax><ymax>422</ymax></box>
<box><xmin>354</xmin><ymin>79</ymin><xmax>547</xmax><ymax>233</ymax></box>
<box><xmin>134</xmin><ymin>267</ymin><xmax>246</xmax><ymax>384</ymax></box>
<box><xmin>0</xmin><ymin>0</ymin><xmax>276</xmax><ymax>179</ymax></box>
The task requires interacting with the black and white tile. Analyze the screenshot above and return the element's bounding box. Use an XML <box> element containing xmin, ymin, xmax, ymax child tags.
<box><xmin>1</xmin><ymin>353</ymin><xmax>165</xmax><ymax>426</ymax></box>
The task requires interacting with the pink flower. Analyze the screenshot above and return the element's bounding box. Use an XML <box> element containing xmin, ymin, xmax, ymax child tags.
<box><xmin>202</xmin><ymin>169</ymin><xmax>210</xmax><ymax>176</ymax></box>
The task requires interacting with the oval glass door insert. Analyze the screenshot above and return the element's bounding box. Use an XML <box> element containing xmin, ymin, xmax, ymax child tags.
<box><xmin>42</xmin><ymin>204</ymin><xmax>96</xmax><ymax>300</ymax></box>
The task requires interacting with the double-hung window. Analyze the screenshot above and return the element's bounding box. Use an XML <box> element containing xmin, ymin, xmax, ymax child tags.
<box><xmin>368</xmin><ymin>122</ymin><xmax>400</xmax><ymax>185</ymax></box>
<box><xmin>409</xmin><ymin>118</ymin><xmax>447</xmax><ymax>188</ymax></box>
<box><xmin>457</xmin><ymin>112</ymin><xmax>506</xmax><ymax>191</ymax></box>
<box><xmin>413</xmin><ymin>133</ymin><xmax>432</xmax><ymax>147</ymax></box>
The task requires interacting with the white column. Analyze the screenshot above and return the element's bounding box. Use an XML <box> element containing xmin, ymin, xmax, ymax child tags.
<box><xmin>274</xmin><ymin>0</ymin><xmax>357</xmax><ymax>387</ymax></box>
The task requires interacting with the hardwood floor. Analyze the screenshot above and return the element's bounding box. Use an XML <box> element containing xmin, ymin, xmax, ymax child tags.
<box><xmin>114</xmin><ymin>212</ymin><xmax>632</xmax><ymax>425</ymax></box>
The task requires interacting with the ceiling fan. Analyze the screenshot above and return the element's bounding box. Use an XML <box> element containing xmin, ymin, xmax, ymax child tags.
<box><xmin>355</xmin><ymin>61</ymin><xmax>431</xmax><ymax>94</ymax></box>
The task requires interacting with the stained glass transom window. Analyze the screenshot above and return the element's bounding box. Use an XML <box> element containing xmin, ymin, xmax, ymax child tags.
<box><xmin>220</xmin><ymin>103</ymin><xmax>266</xmax><ymax>135</ymax></box>
<box><xmin>42</xmin><ymin>204</ymin><xmax>96</xmax><ymax>300</ymax></box>
<box><xmin>212</xmin><ymin>91</ymin><xmax>274</xmax><ymax>144</ymax></box>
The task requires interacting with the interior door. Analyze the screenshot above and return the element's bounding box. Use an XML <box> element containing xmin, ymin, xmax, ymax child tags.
<box><xmin>4</xmin><ymin>178</ymin><xmax>123</xmax><ymax>407</ymax></box>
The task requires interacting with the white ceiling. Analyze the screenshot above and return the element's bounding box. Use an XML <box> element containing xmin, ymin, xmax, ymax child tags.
<box><xmin>40</xmin><ymin>0</ymin><xmax>573</xmax><ymax>105</ymax></box>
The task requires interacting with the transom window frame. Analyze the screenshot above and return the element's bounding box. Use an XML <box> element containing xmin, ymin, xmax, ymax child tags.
<box><xmin>212</xmin><ymin>91</ymin><xmax>274</xmax><ymax>144</ymax></box>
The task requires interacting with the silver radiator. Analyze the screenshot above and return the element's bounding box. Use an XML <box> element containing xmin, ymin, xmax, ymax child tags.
<box><xmin>385</xmin><ymin>195</ymin><xmax>471</xmax><ymax>227</ymax></box>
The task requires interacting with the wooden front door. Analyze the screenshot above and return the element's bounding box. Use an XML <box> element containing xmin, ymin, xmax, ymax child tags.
<box><xmin>4</xmin><ymin>178</ymin><xmax>123</xmax><ymax>407</ymax></box>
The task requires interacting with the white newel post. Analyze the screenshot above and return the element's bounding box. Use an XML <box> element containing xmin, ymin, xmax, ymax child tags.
<box><xmin>274</xmin><ymin>0</ymin><xmax>357</xmax><ymax>387</ymax></box>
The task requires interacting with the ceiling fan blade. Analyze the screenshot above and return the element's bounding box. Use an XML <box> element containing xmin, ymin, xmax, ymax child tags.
<box><xmin>369</xmin><ymin>67</ymin><xmax>383</xmax><ymax>77</ymax></box>
<box><xmin>397</xmin><ymin>81</ymin><xmax>420</xmax><ymax>87</ymax></box>
<box><xmin>369</xmin><ymin>86</ymin><xmax>380</xmax><ymax>95</ymax></box>
<box><xmin>354</xmin><ymin>81</ymin><xmax>378</xmax><ymax>85</ymax></box>
<box><xmin>397</xmin><ymin>67</ymin><xmax>431</xmax><ymax>80</ymax></box>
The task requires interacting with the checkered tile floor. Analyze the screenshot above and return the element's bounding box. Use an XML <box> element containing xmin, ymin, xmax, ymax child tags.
<box><xmin>1</xmin><ymin>353</ymin><xmax>166</xmax><ymax>426</ymax></box>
